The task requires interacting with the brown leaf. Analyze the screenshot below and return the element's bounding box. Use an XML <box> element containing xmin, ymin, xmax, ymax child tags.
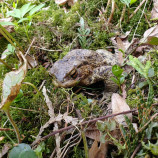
<box><xmin>111</xmin><ymin>93</ymin><xmax>132</xmax><ymax>125</ymax></box>
<box><xmin>85</xmin><ymin>122</ymin><xmax>121</xmax><ymax>142</ymax></box>
<box><xmin>89</xmin><ymin>141</ymin><xmax>108</xmax><ymax>158</ymax></box>
<box><xmin>0</xmin><ymin>143</ymin><xmax>11</xmax><ymax>158</ymax></box>
<box><xmin>86</xmin><ymin>128</ymin><xmax>101</xmax><ymax>141</ymax></box>
<box><xmin>25</xmin><ymin>54</ymin><xmax>38</xmax><ymax>69</ymax></box>
<box><xmin>116</xmin><ymin>37</ymin><xmax>125</xmax><ymax>65</ymax></box>
<box><xmin>111</xmin><ymin>33</ymin><xmax>139</xmax><ymax>56</ymax></box>
<box><xmin>55</xmin><ymin>0</ymin><xmax>77</xmax><ymax>6</ymax></box>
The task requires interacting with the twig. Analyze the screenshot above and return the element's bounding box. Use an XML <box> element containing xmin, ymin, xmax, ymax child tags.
<box><xmin>33</xmin><ymin>46</ymin><xmax>62</xmax><ymax>52</ymax></box>
<box><xmin>10</xmin><ymin>106</ymin><xmax>40</xmax><ymax>113</ymax></box>
<box><xmin>129</xmin><ymin>0</ymin><xmax>147</xmax><ymax>19</ymax></box>
<box><xmin>32</xmin><ymin>109</ymin><xmax>136</xmax><ymax>146</ymax></box>
<box><xmin>130</xmin><ymin>143</ymin><xmax>142</xmax><ymax>158</ymax></box>
<box><xmin>132</xmin><ymin>0</ymin><xmax>148</xmax><ymax>41</ymax></box>
<box><xmin>0</xmin><ymin>128</ymin><xmax>14</xmax><ymax>131</ymax></box>
<box><xmin>116</xmin><ymin>4</ymin><xmax>126</xmax><ymax>28</ymax></box>
<box><xmin>104</xmin><ymin>0</ymin><xmax>111</xmax><ymax>16</ymax></box>
<box><xmin>108</xmin><ymin>0</ymin><xmax>115</xmax><ymax>24</ymax></box>
<box><xmin>81</xmin><ymin>130</ymin><xmax>88</xmax><ymax>158</ymax></box>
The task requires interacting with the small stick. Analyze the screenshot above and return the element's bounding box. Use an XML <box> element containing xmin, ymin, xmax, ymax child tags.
<box><xmin>108</xmin><ymin>0</ymin><xmax>115</xmax><ymax>24</ymax></box>
<box><xmin>31</xmin><ymin>109</ymin><xmax>136</xmax><ymax>146</ymax></box>
<box><xmin>129</xmin><ymin>0</ymin><xmax>147</xmax><ymax>19</ymax></box>
<box><xmin>130</xmin><ymin>143</ymin><xmax>142</xmax><ymax>158</ymax></box>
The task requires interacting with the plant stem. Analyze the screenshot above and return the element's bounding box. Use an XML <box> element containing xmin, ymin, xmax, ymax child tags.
<box><xmin>0</xmin><ymin>58</ymin><xmax>12</xmax><ymax>70</ymax></box>
<box><xmin>0</xmin><ymin>25</ymin><xmax>24</xmax><ymax>53</ymax></box>
<box><xmin>22</xmin><ymin>23</ymin><xmax>30</xmax><ymax>42</ymax></box>
<box><xmin>22</xmin><ymin>82</ymin><xmax>40</xmax><ymax>93</ymax></box>
<box><xmin>81</xmin><ymin>130</ymin><xmax>88</xmax><ymax>158</ymax></box>
<box><xmin>4</xmin><ymin>108</ymin><xmax>21</xmax><ymax>144</ymax></box>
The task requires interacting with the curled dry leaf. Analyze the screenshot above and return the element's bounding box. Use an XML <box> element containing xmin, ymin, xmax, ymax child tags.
<box><xmin>0</xmin><ymin>51</ymin><xmax>27</xmax><ymax>110</ymax></box>
<box><xmin>111</xmin><ymin>93</ymin><xmax>132</xmax><ymax>125</ymax></box>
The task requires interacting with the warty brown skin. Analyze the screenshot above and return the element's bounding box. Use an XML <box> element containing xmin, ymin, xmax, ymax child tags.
<box><xmin>49</xmin><ymin>49</ymin><xmax>118</xmax><ymax>91</ymax></box>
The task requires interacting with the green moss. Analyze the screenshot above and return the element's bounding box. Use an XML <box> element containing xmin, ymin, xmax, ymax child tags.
<box><xmin>74</xmin><ymin>93</ymin><xmax>101</xmax><ymax>118</ymax></box>
<box><xmin>0</xmin><ymin>38</ymin><xmax>8</xmax><ymax>53</ymax></box>
<box><xmin>126</xmin><ymin>89</ymin><xmax>141</xmax><ymax>108</ymax></box>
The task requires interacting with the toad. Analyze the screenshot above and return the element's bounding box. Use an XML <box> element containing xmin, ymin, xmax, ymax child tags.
<box><xmin>50</xmin><ymin>49</ymin><xmax>118</xmax><ymax>91</ymax></box>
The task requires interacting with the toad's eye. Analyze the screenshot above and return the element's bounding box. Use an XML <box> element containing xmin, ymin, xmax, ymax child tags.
<box><xmin>70</xmin><ymin>69</ymin><xmax>78</xmax><ymax>79</ymax></box>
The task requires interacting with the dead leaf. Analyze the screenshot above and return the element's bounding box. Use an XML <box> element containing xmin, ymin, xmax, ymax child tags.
<box><xmin>55</xmin><ymin>0</ymin><xmax>77</xmax><ymax>6</ymax></box>
<box><xmin>111</xmin><ymin>93</ymin><xmax>132</xmax><ymax>125</ymax></box>
<box><xmin>25</xmin><ymin>54</ymin><xmax>38</xmax><ymax>69</ymax></box>
<box><xmin>0</xmin><ymin>143</ymin><xmax>11</xmax><ymax>158</ymax></box>
<box><xmin>111</xmin><ymin>34</ymin><xmax>139</xmax><ymax>56</ymax></box>
<box><xmin>140</xmin><ymin>25</ymin><xmax>158</xmax><ymax>43</ymax></box>
<box><xmin>0</xmin><ymin>51</ymin><xmax>27</xmax><ymax>110</ymax></box>
<box><xmin>0</xmin><ymin>17</ymin><xmax>14</xmax><ymax>38</ymax></box>
<box><xmin>85</xmin><ymin>122</ymin><xmax>121</xmax><ymax>142</ymax></box>
<box><xmin>0</xmin><ymin>136</ymin><xmax>4</xmax><ymax>141</ymax></box>
<box><xmin>85</xmin><ymin>124</ymin><xmax>101</xmax><ymax>141</ymax></box>
<box><xmin>116</xmin><ymin>37</ymin><xmax>125</xmax><ymax>65</ymax></box>
<box><xmin>63</xmin><ymin>112</ymin><xmax>78</xmax><ymax>125</ymax></box>
<box><xmin>151</xmin><ymin>0</ymin><xmax>158</xmax><ymax>20</ymax></box>
<box><xmin>89</xmin><ymin>140</ymin><xmax>108</xmax><ymax>158</ymax></box>
<box><xmin>121</xmin><ymin>84</ymin><xmax>127</xmax><ymax>99</ymax></box>
<box><xmin>42</xmin><ymin>86</ymin><xmax>54</xmax><ymax>117</ymax></box>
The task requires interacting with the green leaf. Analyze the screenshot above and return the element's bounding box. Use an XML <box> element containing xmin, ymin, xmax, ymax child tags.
<box><xmin>20</xmin><ymin>3</ymin><xmax>35</xmax><ymax>18</ymax></box>
<box><xmin>146</xmin><ymin>122</ymin><xmax>158</xmax><ymax>139</ymax></box>
<box><xmin>110</xmin><ymin>77</ymin><xmax>120</xmax><ymax>85</ymax></box>
<box><xmin>80</xmin><ymin>17</ymin><xmax>85</xmax><ymax>30</ymax></box>
<box><xmin>13</xmin><ymin>89</ymin><xmax>23</xmax><ymax>103</ymax></box>
<box><xmin>127</xmin><ymin>55</ymin><xmax>152</xmax><ymax>79</ymax></box>
<box><xmin>148</xmin><ymin>68</ymin><xmax>155</xmax><ymax>77</ymax></box>
<box><xmin>97</xmin><ymin>121</ymin><xmax>106</xmax><ymax>132</ymax></box>
<box><xmin>7</xmin><ymin>9</ymin><xmax>21</xmax><ymax>18</ymax></box>
<box><xmin>0</xmin><ymin>22</ymin><xmax>15</xmax><ymax>25</ymax></box>
<box><xmin>18</xmin><ymin>18</ymin><xmax>29</xmax><ymax>24</ymax></box>
<box><xmin>138</xmin><ymin>81</ymin><xmax>148</xmax><ymax>88</ymax></box>
<box><xmin>147</xmin><ymin>36</ymin><xmax>158</xmax><ymax>45</ymax></box>
<box><xmin>1</xmin><ymin>44</ymin><xmax>15</xmax><ymax>59</ymax></box>
<box><xmin>130</xmin><ymin>0</ymin><xmax>137</xmax><ymax>5</ymax></box>
<box><xmin>29</xmin><ymin>3</ymin><xmax>45</xmax><ymax>16</ymax></box>
<box><xmin>120</xmin><ymin>0</ymin><xmax>130</xmax><ymax>7</ymax></box>
<box><xmin>119</xmin><ymin>76</ymin><xmax>125</xmax><ymax>84</ymax></box>
<box><xmin>112</xmin><ymin>65</ymin><xmax>123</xmax><ymax>77</ymax></box>
<box><xmin>34</xmin><ymin>142</ymin><xmax>45</xmax><ymax>158</ymax></box>
<box><xmin>9</xmin><ymin>143</ymin><xmax>37</xmax><ymax>158</ymax></box>
<box><xmin>100</xmin><ymin>133</ymin><xmax>107</xmax><ymax>143</ymax></box>
<box><xmin>8</xmin><ymin>44</ymin><xmax>15</xmax><ymax>52</ymax></box>
<box><xmin>107</xmin><ymin>120</ymin><xmax>116</xmax><ymax>131</ymax></box>
<box><xmin>142</xmin><ymin>141</ymin><xmax>158</xmax><ymax>156</ymax></box>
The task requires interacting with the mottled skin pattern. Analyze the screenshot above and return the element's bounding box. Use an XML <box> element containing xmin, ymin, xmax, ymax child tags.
<box><xmin>50</xmin><ymin>49</ymin><xmax>118</xmax><ymax>91</ymax></box>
